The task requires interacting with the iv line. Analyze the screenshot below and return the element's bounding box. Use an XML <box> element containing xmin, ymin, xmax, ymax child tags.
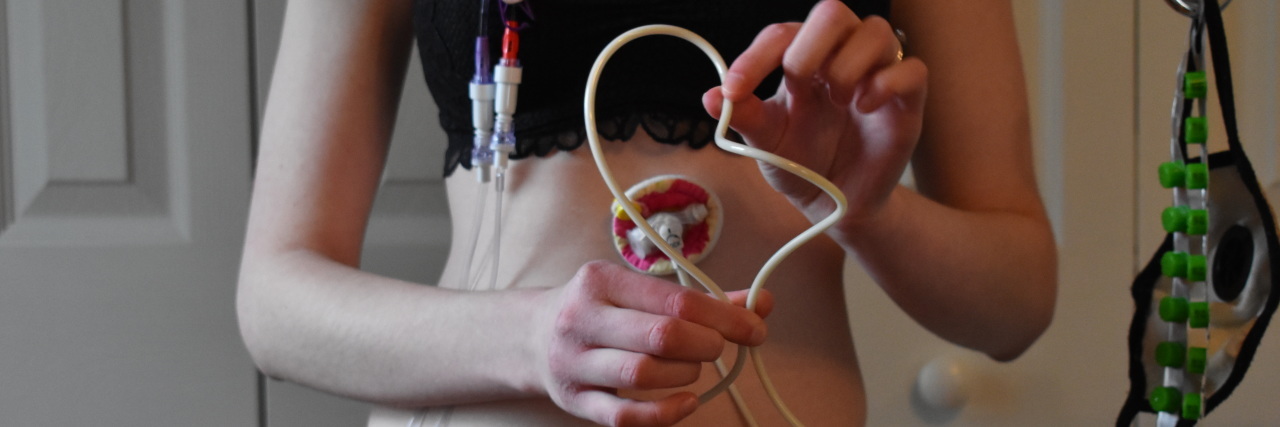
<box><xmin>677</xmin><ymin>267</ymin><xmax>760</xmax><ymax>427</ymax></box>
<box><xmin>584</xmin><ymin>24</ymin><xmax>849</xmax><ymax>427</ymax></box>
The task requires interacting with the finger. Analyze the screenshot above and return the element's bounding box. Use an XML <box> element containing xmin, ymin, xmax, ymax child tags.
<box><xmin>824</xmin><ymin>15</ymin><xmax>901</xmax><ymax>105</ymax></box>
<box><xmin>855</xmin><ymin>57</ymin><xmax>928</xmax><ymax>113</ymax></box>
<box><xmin>782</xmin><ymin>0</ymin><xmax>860</xmax><ymax>93</ymax></box>
<box><xmin>724</xmin><ymin>289</ymin><xmax>775</xmax><ymax>319</ymax></box>
<box><xmin>723</xmin><ymin>22</ymin><xmax>800</xmax><ymax>102</ymax></box>
<box><xmin>701</xmin><ymin>87</ymin><xmax>779</xmax><ymax>150</ymax></box>
<box><xmin>604</xmin><ymin>278</ymin><xmax>767</xmax><ymax>347</ymax></box>
<box><xmin>579</xmin><ymin>304</ymin><xmax>726</xmax><ymax>361</ymax></box>
<box><xmin>570</xmin><ymin>390</ymin><xmax>698</xmax><ymax>427</ymax></box>
<box><xmin>571</xmin><ymin>348</ymin><xmax>702</xmax><ymax>389</ymax></box>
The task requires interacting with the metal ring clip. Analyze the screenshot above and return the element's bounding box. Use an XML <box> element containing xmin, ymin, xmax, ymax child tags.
<box><xmin>1166</xmin><ymin>0</ymin><xmax>1234</xmax><ymax>17</ymax></box>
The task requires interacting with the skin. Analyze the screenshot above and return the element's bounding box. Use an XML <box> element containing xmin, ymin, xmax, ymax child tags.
<box><xmin>238</xmin><ymin>1</ymin><xmax>1057</xmax><ymax>426</ymax></box>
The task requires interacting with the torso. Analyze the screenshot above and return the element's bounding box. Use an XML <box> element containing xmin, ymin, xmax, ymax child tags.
<box><xmin>379</xmin><ymin>1</ymin><xmax>892</xmax><ymax>422</ymax></box>
<box><xmin>372</xmin><ymin>131</ymin><xmax>866</xmax><ymax>426</ymax></box>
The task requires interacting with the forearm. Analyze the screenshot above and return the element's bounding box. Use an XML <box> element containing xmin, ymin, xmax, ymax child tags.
<box><xmin>836</xmin><ymin>185</ymin><xmax>1057</xmax><ymax>360</ymax></box>
<box><xmin>237</xmin><ymin>249</ymin><xmax>547</xmax><ymax>406</ymax></box>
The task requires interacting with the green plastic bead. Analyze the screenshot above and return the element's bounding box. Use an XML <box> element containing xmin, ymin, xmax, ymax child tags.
<box><xmin>1186</xmin><ymin>209</ymin><xmax>1209</xmax><ymax>235</ymax></box>
<box><xmin>1150</xmin><ymin>386</ymin><xmax>1182</xmax><ymax>413</ymax></box>
<box><xmin>1183</xmin><ymin>393</ymin><xmax>1203</xmax><ymax>420</ymax></box>
<box><xmin>1189</xmin><ymin>301</ymin><xmax>1210</xmax><ymax>328</ymax></box>
<box><xmin>1188</xmin><ymin>347</ymin><xmax>1208</xmax><ymax>374</ymax></box>
<box><xmin>1185</xmin><ymin>71</ymin><xmax>1208</xmax><ymax>99</ymax></box>
<box><xmin>1160</xmin><ymin>297</ymin><xmax>1190</xmax><ymax>323</ymax></box>
<box><xmin>1162</xmin><ymin>252</ymin><xmax>1188</xmax><ymax>278</ymax></box>
<box><xmin>1162</xmin><ymin>206</ymin><xmax>1190</xmax><ymax>233</ymax></box>
<box><xmin>1186</xmin><ymin>163</ymin><xmax>1209</xmax><ymax>189</ymax></box>
<box><xmin>1185</xmin><ymin>117</ymin><xmax>1208</xmax><ymax>144</ymax></box>
<box><xmin>1156</xmin><ymin>341</ymin><xmax>1187</xmax><ymax>368</ymax></box>
<box><xmin>1188</xmin><ymin>255</ymin><xmax>1208</xmax><ymax>282</ymax></box>
<box><xmin>1159</xmin><ymin>162</ymin><xmax>1187</xmax><ymax>189</ymax></box>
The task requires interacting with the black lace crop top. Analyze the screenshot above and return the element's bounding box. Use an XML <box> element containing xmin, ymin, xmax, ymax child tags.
<box><xmin>413</xmin><ymin>0</ymin><xmax>890</xmax><ymax>176</ymax></box>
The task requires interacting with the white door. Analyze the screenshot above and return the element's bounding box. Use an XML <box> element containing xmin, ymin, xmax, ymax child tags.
<box><xmin>0</xmin><ymin>0</ymin><xmax>256</xmax><ymax>425</ymax></box>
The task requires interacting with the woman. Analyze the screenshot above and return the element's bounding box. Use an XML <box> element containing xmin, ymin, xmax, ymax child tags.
<box><xmin>237</xmin><ymin>0</ymin><xmax>1056</xmax><ymax>425</ymax></box>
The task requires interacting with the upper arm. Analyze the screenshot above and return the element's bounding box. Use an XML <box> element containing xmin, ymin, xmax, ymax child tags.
<box><xmin>892</xmin><ymin>0</ymin><xmax>1045</xmax><ymax>219</ymax></box>
<box><xmin>245</xmin><ymin>0</ymin><xmax>415</xmax><ymax>267</ymax></box>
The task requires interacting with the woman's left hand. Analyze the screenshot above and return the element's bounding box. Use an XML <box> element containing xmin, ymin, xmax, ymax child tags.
<box><xmin>703</xmin><ymin>0</ymin><xmax>927</xmax><ymax>230</ymax></box>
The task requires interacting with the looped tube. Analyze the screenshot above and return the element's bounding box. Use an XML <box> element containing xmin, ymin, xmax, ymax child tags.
<box><xmin>583</xmin><ymin>24</ymin><xmax>849</xmax><ymax>427</ymax></box>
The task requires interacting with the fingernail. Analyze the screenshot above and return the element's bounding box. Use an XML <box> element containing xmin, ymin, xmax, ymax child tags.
<box><xmin>723</xmin><ymin>72</ymin><xmax>744</xmax><ymax>100</ymax></box>
<box><xmin>721</xmin><ymin>87</ymin><xmax>737</xmax><ymax>102</ymax></box>
<box><xmin>681</xmin><ymin>395</ymin><xmax>699</xmax><ymax>414</ymax></box>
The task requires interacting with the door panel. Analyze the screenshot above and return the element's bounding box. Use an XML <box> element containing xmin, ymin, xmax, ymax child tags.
<box><xmin>0</xmin><ymin>0</ymin><xmax>255</xmax><ymax>425</ymax></box>
<box><xmin>4</xmin><ymin>0</ymin><xmax>182</xmax><ymax>246</ymax></box>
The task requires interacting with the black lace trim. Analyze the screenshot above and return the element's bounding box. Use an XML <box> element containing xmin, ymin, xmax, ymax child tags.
<box><xmin>443</xmin><ymin>112</ymin><xmax>718</xmax><ymax>177</ymax></box>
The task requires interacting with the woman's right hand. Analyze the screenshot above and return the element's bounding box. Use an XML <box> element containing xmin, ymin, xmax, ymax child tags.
<box><xmin>532</xmin><ymin>261</ymin><xmax>771</xmax><ymax>426</ymax></box>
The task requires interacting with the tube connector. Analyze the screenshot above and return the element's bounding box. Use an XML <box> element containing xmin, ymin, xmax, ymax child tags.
<box><xmin>490</xmin><ymin>63</ymin><xmax>522</xmax><ymax>170</ymax></box>
<box><xmin>625</xmin><ymin>204</ymin><xmax>709</xmax><ymax>260</ymax></box>
<box><xmin>470</xmin><ymin>81</ymin><xmax>497</xmax><ymax>183</ymax></box>
<box><xmin>471</xmin><ymin>144</ymin><xmax>494</xmax><ymax>183</ymax></box>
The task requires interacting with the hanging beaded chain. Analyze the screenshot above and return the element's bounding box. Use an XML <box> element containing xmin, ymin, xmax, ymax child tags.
<box><xmin>1149</xmin><ymin>16</ymin><xmax>1211</xmax><ymax>424</ymax></box>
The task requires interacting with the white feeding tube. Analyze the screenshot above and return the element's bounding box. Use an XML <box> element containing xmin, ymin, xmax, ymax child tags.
<box><xmin>583</xmin><ymin>24</ymin><xmax>849</xmax><ymax>427</ymax></box>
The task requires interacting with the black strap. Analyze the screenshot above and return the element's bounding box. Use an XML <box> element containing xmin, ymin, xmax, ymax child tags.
<box><xmin>1203</xmin><ymin>0</ymin><xmax>1243</xmax><ymax>155</ymax></box>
